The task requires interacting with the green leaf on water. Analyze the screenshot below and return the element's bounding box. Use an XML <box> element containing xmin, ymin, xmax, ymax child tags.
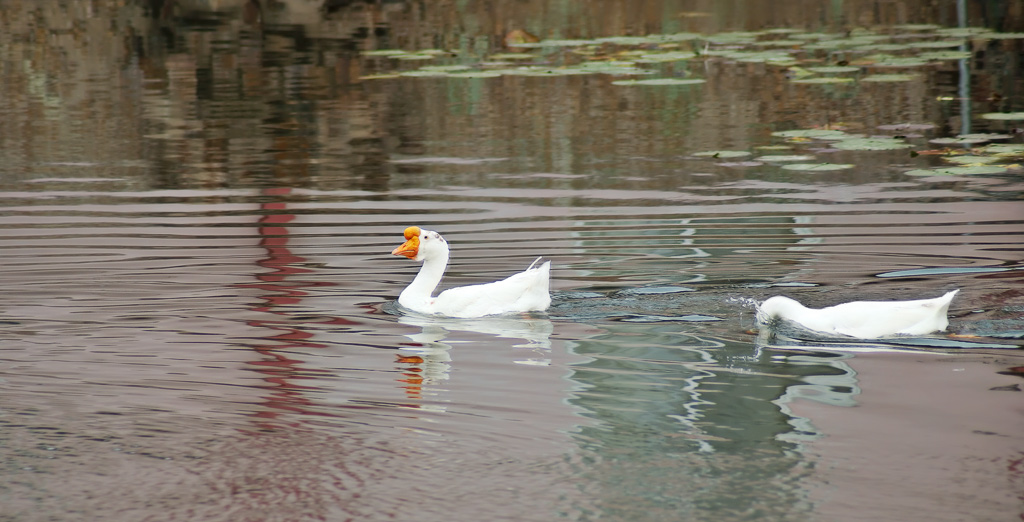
<box><xmin>448</xmin><ymin>71</ymin><xmax>503</xmax><ymax>78</ymax></box>
<box><xmin>692</xmin><ymin>150</ymin><xmax>752</xmax><ymax>158</ymax></box>
<box><xmin>980</xmin><ymin>144</ymin><xmax>1024</xmax><ymax>155</ymax></box>
<box><xmin>755</xmin><ymin>155</ymin><xmax>817</xmax><ymax>162</ymax></box>
<box><xmin>958</xmin><ymin>133</ymin><xmax>1012</xmax><ymax>141</ymax></box>
<box><xmin>981</xmin><ymin>112</ymin><xmax>1024</xmax><ymax>120</ymax></box>
<box><xmin>781</xmin><ymin>163</ymin><xmax>855</xmax><ymax>171</ymax></box>
<box><xmin>612</xmin><ymin>78</ymin><xmax>706</xmax><ymax>86</ymax></box>
<box><xmin>832</xmin><ymin>138</ymin><xmax>912</xmax><ymax>150</ymax></box>
<box><xmin>772</xmin><ymin>129</ymin><xmax>850</xmax><ymax>139</ymax></box>
<box><xmin>871</xmin><ymin>57</ymin><xmax>930</xmax><ymax>67</ymax></box>
<box><xmin>904</xmin><ymin>166</ymin><xmax>1008</xmax><ymax>176</ymax></box>
<box><xmin>929</xmin><ymin>137</ymin><xmax>991</xmax><ymax>146</ymax></box>
<box><xmin>942</xmin><ymin>155</ymin><xmax>1002</xmax><ymax>165</ymax></box>
<box><xmin>362</xmin><ymin>49</ymin><xmax>409</xmax><ymax>56</ymax></box>
<box><xmin>910</xmin><ymin>39</ymin><xmax>967</xmax><ymax>49</ymax></box>
<box><xmin>920</xmin><ymin>50</ymin><xmax>972</xmax><ymax>60</ymax></box>
<box><xmin>805</xmin><ymin>66</ymin><xmax>861</xmax><ymax>74</ymax></box>
<box><xmin>791</xmin><ymin>77</ymin><xmax>855</xmax><ymax>84</ymax></box>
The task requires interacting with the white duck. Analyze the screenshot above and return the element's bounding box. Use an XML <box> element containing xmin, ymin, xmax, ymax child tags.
<box><xmin>391</xmin><ymin>226</ymin><xmax>551</xmax><ymax>318</ymax></box>
<box><xmin>757</xmin><ymin>289</ymin><xmax>959</xmax><ymax>339</ymax></box>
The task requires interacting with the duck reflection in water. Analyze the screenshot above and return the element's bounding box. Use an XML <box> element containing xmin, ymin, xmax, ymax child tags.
<box><xmin>394</xmin><ymin>312</ymin><xmax>555</xmax><ymax>404</ymax></box>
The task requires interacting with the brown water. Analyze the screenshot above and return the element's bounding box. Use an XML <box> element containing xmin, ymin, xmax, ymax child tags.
<box><xmin>2</xmin><ymin>1</ymin><xmax>1024</xmax><ymax>521</ymax></box>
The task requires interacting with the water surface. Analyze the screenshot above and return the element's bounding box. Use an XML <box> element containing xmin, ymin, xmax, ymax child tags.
<box><xmin>2</xmin><ymin>2</ymin><xmax>1023</xmax><ymax>521</ymax></box>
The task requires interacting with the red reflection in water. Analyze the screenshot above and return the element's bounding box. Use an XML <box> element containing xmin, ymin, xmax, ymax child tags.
<box><xmin>236</xmin><ymin>187</ymin><xmax>363</xmax><ymax>429</ymax></box>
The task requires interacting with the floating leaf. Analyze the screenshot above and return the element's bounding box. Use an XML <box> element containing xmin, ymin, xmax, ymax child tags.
<box><xmin>805</xmin><ymin>66</ymin><xmax>861</xmax><ymax>74</ymax></box>
<box><xmin>920</xmin><ymin>50</ymin><xmax>972</xmax><ymax>60</ymax></box>
<box><xmin>772</xmin><ymin>129</ymin><xmax>850</xmax><ymax>140</ymax></box>
<box><xmin>929</xmin><ymin>137</ymin><xmax>991</xmax><ymax>146</ymax></box>
<box><xmin>755</xmin><ymin>154</ymin><xmax>817</xmax><ymax>162</ymax></box>
<box><xmin>394</xmin><ymin>53</ymin><xmax>439</xmax><ymax>61</ymax></box>
<box><xmin>904</xmin><ymin>166</ymin><xmax>1008</xmax><ymax>176</ymax></box>
<box><xmin>832</xmin><ymin>138</ymin><xmax>912</xmax><ymax>150</ymax></box>
<box><xmin>693</xmin><ymin>150</ymin><xmax>752</xmax><ymax>158</ymax></box>
<box><xmin>981</xmin><ymin>112</ymin><xmax>1024</xmax><ymax>120</ymax></box>
<box><xmin>635</xmin><ymin>51</ymin><xmax>698</xmax><ymax>63</ymax></box>
<box><xmin>935</xmin><ymin>27</ymin><xmax>994</xmax><ymax>37</ymax></box>
<box><xmin>419</xmin><ymin>65</ymin><xmax>473</xmax><ymax>72</ymax></box>
<box><xmin>958</xmin><ymin>133</ymin><xmax>1012</xmax><ymax>141</ymax></box>
<box><xmin>981</xmin><ymin>144</ymin><xmax>1024</xmax><ymax>155</ymax></box>
<box><xmin>781</xmin><ymin>163</ymin><xmax>855</xmax><ymax>171</ymax></box>
<box><xmin>362</xmin><ymin>49</ymin><xmax>409</xmax><ymax>56</ymax></box>
<box><xmin>862</xmin><ymin>73</ymin><xmax>919</xmax><ymax>82</ymax></box>
<box><xmin>942</xmin><ymin>155</ymin><xmax>1002</xmax><ymax>165</ymax></box>
<box><xmin>895</xmin><ymin>24</ymin><xmax>942</xmax><ymax>31</ymax></box>
<box><xmin>910</xmin><ymin>39</ymin><xmax>967</xmax><ymax>48</ymax></box>
<box><xmin>791</xmin><ymin>77</ymin><xmax>855</xmax><ymax>84</ymax></box>
<box><xmin>448</xmin><ymin>71</ymin><xmax>503</xmax><ymax>78</ymax></box>
<box><xmin>612</xmin><ymin>78</ymin><xmax>706</xmax><ymax>86</ymax></box>
<box><xmin>871</xmin><ymin>57</ymin><xmax>930</xmax><ymax>67</ymax></box>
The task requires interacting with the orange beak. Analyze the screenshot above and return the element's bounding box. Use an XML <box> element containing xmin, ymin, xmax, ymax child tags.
<box><xmin>391</xmin><ymin>226</ymin><xmax>421</xmax><ymax>259</ymax></box>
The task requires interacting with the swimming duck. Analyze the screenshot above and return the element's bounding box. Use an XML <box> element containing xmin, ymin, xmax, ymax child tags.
<box><xmin>391</xmin><ymin>226</ymin><xmax>551</xmax><ymax>318</ymax></box>
<box><xmin>757</xmin><ymin>289</ymin><xmax>959</xmax><ymax>339</ymax></box>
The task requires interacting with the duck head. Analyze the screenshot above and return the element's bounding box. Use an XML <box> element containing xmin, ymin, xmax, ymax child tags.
<box><xmin>392</xmin><ymin>226</ymin><xmax>448</xmax><ymax>262</ymax></box>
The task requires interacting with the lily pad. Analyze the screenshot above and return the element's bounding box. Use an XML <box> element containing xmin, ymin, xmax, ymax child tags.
<box><xmin>904</xmin><ymin>166</ymin><xmax>1008</xmax><ymax>176</ymax></box>
<box><xmin>418</xmin><ymin>65</ymin><xmax>474</xmax><ymax>72</ymax></box>
<box><xmin>832</xmin><ymin>138</ymin><xmax>912</xmax><ymax>151</ymax></box>
<box><xmin>910</xmin><ymin>39</ymin><xmax>967</xmax><ymax>48</ymax></box>
<box><xmin>448</xmin><ymin>71</ymin><xmax>503</xmax><ymax>78</ymax></box>
<box><xmin>805</xmin><ymin>66</ymin><xmax>861</xmax><ymax>74</ymax></box>
<box><xmin>981</xmin><ymin>144</ymin><xmax>1024</xmax><ymax>155</ymax></box>
<box><xmin>781</xmin><ymin>163</ymin><xmax>855</xmax><ymax>171</ymax></box>
<box><xmin>929</xmin><ymin>137</ymin><xmax>991</xmax><ymax>146</ymax></box>
<box><xmin>755</xmin><ymin>155</ymin><xmax>817</xmax><ymax>162</ymax></box>
<box><xmin>362</xmin><ymin>49</ymin><xmax>409</xmax><ymax>56</ymax></box>
<box><xmin>772</xmin><ymin>129</ymin><xmax>850</xmax><ymax>139</ymax></box>
<box><xmin>791</xmin><ymin>77</ymin><xmax>856</xmax><ymax>84</ymax></box>
<box><xmin>693</xmin><ymin>150</ymin><xmax>752</xmax><ymax>158</ymax></box>
<box><xmin>871</xmin><ymin>57</ymin><xmax>930</xmax><ymax>67</ymax></box>
<box><xmin>981</xmin><ymin>112</ymin><xmax>1024</xmax><ymax>120</ymax></box>
<box><xmin>942</xmin><ymin>155</ymin><xmax>1002</xmax><ymax>165</ymax></box>
<box><xmin>920</xmin><ymin>50</ymin><xmax>973</xmax><ymax>60</ymax></box>
<box><xmin>958</xmin><ymin>133</ymin><xmax>1012</xmax><ymax>141</ymax></box>
<box><xmin>612</xmin><ymin>78</ymin><xmax>706</xmax><ymax>86</ymax></box>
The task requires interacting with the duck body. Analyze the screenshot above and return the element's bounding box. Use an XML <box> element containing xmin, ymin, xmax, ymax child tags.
<box><xmin>392</xmin><ymin>226</ymin><xmax>551</xmax><ymax>318</ymax></box>
<box><xmin>757</xmin><ymin>289</ymin><xmax>959</xmax><ymax>339</ymax></box>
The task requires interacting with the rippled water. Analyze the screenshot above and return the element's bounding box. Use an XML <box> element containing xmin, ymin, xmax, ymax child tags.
<box><xmin>2</xmin><ymin>2</ymin><xmax>1024</xmax><ymax>521</ymax></box>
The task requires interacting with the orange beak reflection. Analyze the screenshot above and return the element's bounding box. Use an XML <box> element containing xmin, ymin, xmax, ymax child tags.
<box><xmin>392</xmin><ymin>226</ymin><xmax>421</xmax><ymax>259</ymax></box>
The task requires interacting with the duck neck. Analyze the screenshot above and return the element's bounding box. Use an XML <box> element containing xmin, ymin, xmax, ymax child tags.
<box><xmin>399</xmin><ymin>249</ymin><xmax>449</xmax><ymax>307</ymax></box>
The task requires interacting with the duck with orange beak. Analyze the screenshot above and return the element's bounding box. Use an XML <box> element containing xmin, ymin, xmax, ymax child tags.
<box><xmin>391</xmin><ymin>226</ymin><xmax>551</xmax><ymax>318</ymax></box>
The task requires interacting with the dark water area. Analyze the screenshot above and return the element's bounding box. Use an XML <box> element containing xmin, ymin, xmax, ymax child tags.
<box><xmin>2</xmin><ymin>1</ymin><xmax>1024</xmax><ymax>521</ymax></box>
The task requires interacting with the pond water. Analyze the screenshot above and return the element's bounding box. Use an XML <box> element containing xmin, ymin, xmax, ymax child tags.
<box><xmin>2</xmin><ymin>1</ymin><xmax>1024</xmax><ymax>521</ymax></box>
